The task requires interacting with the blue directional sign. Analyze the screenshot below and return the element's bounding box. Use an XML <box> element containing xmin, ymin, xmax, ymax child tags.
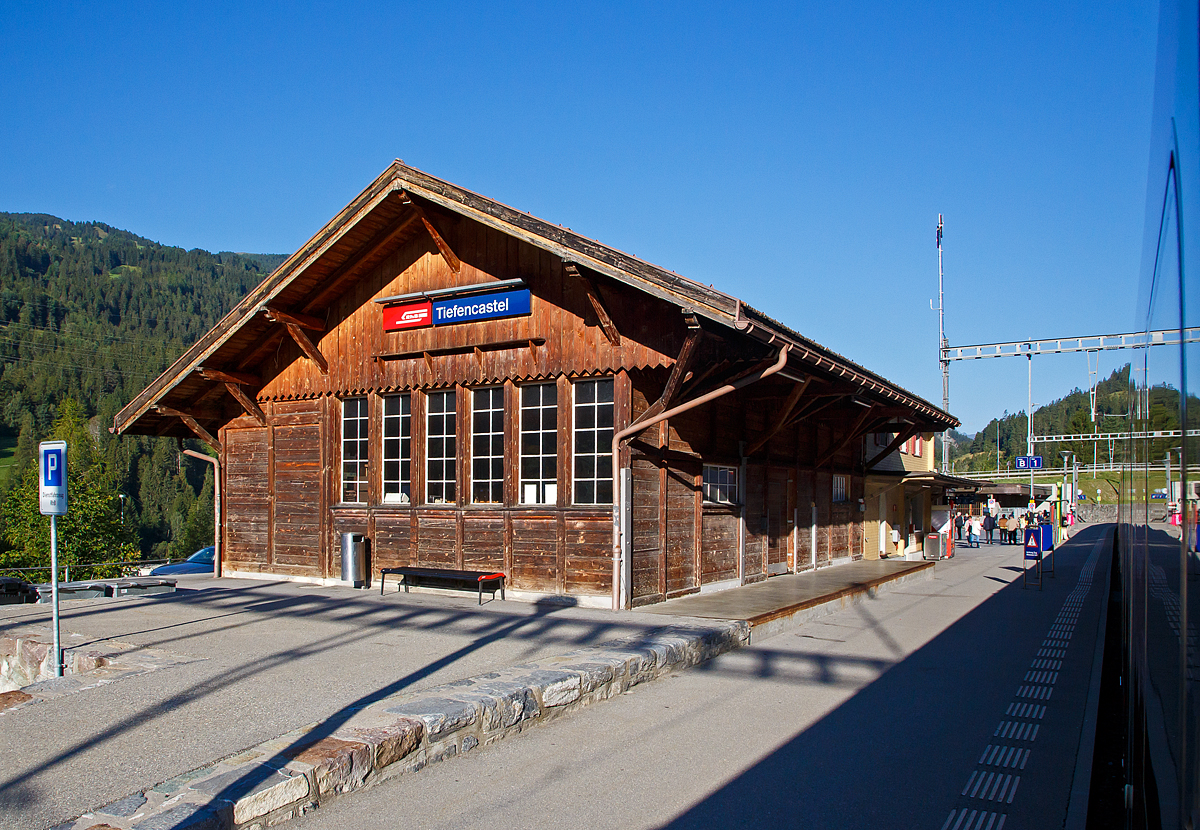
<box><xmin>39</xmin><ymin>441</ymin><xmax>68</xmax><ymax>516</ymax></box>
<box><xmin>1151</xmin><ymin>493</ymin><xmax>1169</xmax><ymax>500</ymax></box>
<box><xmin>1015</xmin><ymin>456</ymin><xmax>1044</xmax><ymax>469</ymax></box>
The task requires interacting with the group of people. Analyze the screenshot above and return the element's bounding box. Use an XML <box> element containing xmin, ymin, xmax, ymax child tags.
<box><xmin>953</xmin><ymin>510</ymin><xmax>1040</xmax><ymax>548</ymax></box>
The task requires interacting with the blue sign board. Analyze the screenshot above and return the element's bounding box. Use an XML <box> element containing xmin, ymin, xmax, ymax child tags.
<box><xmin>1024</xmin><ymin>527</ymin><xmax>1041</xmax><ymax>559</ymax></box>
<box><xmin>1151</xmin><ymin>493</ymin><xmax>1169</xmax><ymax>499</ymax></box>
<box><xmin>1078</xmin><ymin>494</ymin><xmax>1088</xmax><ymax>501</ymax></box>
<box><xmin>39</xmin><ymin>441</ymin><xmax>68</xmax><ymax>515</ymax></box>
<box><xmin>1040</xmin><ymin>524</ymin><xmax>1054</xmax><ymax>552</ymax></box>
<box><xmin>431</xmin><ymin>289</ymin><xmax>531</xmax><ymax>326</ymax></box>
<box><xmin>1015</xmin><ymin>456</ymin><xmax>1044</xmax><ymax>469</ymax></box>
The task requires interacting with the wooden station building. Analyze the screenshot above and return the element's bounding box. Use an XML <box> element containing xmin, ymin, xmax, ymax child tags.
<box><xmin>114</xmin><ymin>162</ymin><xmax>959</xmax><ymax>609</ymax></box>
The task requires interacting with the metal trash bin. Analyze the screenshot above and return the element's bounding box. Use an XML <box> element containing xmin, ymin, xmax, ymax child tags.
<box><xmin>340</xmin><ymin>532</ymin><xmax>367</xmax><ymax>588</ymax></box>
<box><xmin>923</xmin><ymin>532</ymin><xmax>943</xmax><ymax>560</ymax></box>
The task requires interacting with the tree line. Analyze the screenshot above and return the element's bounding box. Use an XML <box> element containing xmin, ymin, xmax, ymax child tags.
<box><xmin>939</xmin><ymin>365</ymin><xmax>1198</xmax><ymax>473</ymax></box>
<box><xmin>0</xmin><ymin>212</ymin><xmax>283</xmax><ymax>576</ymax></box>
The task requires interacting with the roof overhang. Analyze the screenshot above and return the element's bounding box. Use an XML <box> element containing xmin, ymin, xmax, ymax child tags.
<box><xmin>113</xmin><ymin>161</ymin><xmax>960</xmax><ymax>439</ymax></box>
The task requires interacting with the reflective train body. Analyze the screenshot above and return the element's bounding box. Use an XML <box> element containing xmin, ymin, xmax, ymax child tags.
<box><xmin>1119</xmin><ymin>1</ymin><xmax>1200</xmax><ymax>826</ymax></box>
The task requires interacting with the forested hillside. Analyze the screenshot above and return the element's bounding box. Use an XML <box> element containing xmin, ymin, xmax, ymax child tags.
<box><xmin>0</xmin><ymin>212</ymin><xmax>283</xmax><ymax>568</ymax></box>
<box><xmin>947</xmin><ymin>366</ymin><xmax>1198</xmax><ymax>472</ymax></box>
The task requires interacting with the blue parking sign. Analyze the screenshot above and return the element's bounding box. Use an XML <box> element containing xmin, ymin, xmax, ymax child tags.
<box><xmin>39</xmin><ymin>441</ymin><xmax>68</xmax><ymax>515</ymax></box>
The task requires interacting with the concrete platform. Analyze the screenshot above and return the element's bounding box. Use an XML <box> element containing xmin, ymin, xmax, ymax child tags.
<box><xmin>639</xmin><ymin>559</ymin><xmax>936</xmax><ymax>640</ymax></box>
<box><xmin>4</xmin><ymin>561</ymin><xmax>934</xmax><ymax>830</ymax></box>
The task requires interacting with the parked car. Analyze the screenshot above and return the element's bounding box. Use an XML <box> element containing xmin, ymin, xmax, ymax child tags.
<box><xmin>0</xmin><ymin>577</ymin><xmax>38</xmax><ymax>604</ymax></box>
<box><xmin>150</xmin><ymin>546</ymin><xmax>215</xmax><ymax>575</ymax></box>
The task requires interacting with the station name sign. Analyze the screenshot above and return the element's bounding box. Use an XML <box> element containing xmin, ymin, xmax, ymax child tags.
<box><xmin>383</xmin><ymin>289</ymin><xmax>531</xmax><ymax>332</ymax></box>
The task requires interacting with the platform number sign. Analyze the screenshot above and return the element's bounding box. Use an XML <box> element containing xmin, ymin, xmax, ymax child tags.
<box><xmin>39</xmin><ymin>441</ymin><xmax>68</xmax><ymax>516</ymax></box>
<box><xmin>1015</xmin><ymin>456</ymin><xmax>1043</xmax><ymax>470</ymax></box>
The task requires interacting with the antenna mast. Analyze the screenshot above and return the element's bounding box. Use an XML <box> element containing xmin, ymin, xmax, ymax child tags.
<box><xmin>937</xmin><ymin>215</ymin><xmax>949</xmax><ymax>473</ymax></box>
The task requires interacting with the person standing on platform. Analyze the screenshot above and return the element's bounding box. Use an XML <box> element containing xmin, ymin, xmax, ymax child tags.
<box><xmin>983</xmin><ymin>512</ymin><xmax>995</xmax><ymax>544</ymax></box>
<box><xmin>955</xmin><ymin>511</ymin><xmax>964</xmax><ymax>541</ymax></box>
<box><xmin>998</xmin><ymin>514</ymin><xmax>1009</xmax><ymax>544</ymax></box>
<box><xmin>969</xmin><ymin>515</ymin><xmax>982</xmax><ymax>548</ymax></box>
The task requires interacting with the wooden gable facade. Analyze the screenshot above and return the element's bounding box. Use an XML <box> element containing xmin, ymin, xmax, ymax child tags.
<box><xmin>114</xmin><ymin>162</ymin><xmax>958</xmax><ymax>609</ymax></box>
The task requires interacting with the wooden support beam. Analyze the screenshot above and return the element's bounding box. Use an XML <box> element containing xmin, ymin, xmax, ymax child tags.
<box><xmin>864</xmin><ymin>424</ymin><xmax>920</xmax><ymax>470</ymax></box>
<box><xmin>815</xmin><ymin>404</ymin><xmax>878</xmax><ymax>468</ymax></box>
<box><xmin>632</xmin><ymin>322</ymin><xmax>703</xmax><ymax>428</ymax></box>
<box><xmin>678</xmin><ymin>359</ymin><xmax>730</xmax><ymax>399</ymax></box>
<box><xmin>402</xmin><ymin>193</ymin><xmax>461</xmax><ymax>275</ymax></box>
<box><xmin>199</xmin><ymin>367</ymin><xmax>260</xmax><ymax>386</ymax></box>
<box><xmin>222</xmin><ymin>383</ymin><xmax>267</xmax><ymax>426</ymax></box>
<box><xmin>746</xmin><ymin>376</ymin><xmax>811</xmax><ymax>457</ymax></box>
<box><xmin>565</xmin><ymin>263</ymin><xmax>621</xmax><ymax>346</ymax></box>
<box><xmin>264</xmin><ymin>306</ymin><xmax>325</xmax><ymax>331</ymax></box>
<box><xmin>282</xmin><ymin>321</ymin><xmax>329</xmax><ymax>374</ymax></box>
<box><xmin>808</xmin><ymin>383</ymin><xmax>862</xmax><ymax>398</ymax></box>
<box><xmin>155</xmin><ymin>406</ymin><xmax>221</xmax><ymax>453</ymax></box>
<box><xmin>785</xmin><ymin>394</ymin><xmax>846</xmax><ymax>428</ymax></box>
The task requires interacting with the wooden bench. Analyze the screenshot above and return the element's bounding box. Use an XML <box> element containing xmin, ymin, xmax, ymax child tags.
<box><xmin>379</xmin><ymin>567</ymin><xmax>506</xmax><ymax>604</ymax></box>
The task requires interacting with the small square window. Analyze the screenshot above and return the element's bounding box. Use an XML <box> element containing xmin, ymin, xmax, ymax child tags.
<box><xmin>703</xmin><ymin>465</ymin><xmax>738</xmax><ymax>504</ymax></box>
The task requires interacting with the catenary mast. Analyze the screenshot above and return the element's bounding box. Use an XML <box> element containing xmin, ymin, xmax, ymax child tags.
<box><xmin>937</xmin><ymin>215</ymin><xmax>949</xmax><ymax>473</ymax></box>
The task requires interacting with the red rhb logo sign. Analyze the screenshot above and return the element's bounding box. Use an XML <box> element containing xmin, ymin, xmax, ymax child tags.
<box><xmin>383</xmin><ymin>300</ymin><xmax>432</xmax><ymax>331</ymax></box>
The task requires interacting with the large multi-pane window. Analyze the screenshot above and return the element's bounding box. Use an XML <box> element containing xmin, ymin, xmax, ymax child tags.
<box><xmin>426</xmin><ymin>390</ymin><xmax>456</xmax><ymax>504</ymax></box>
<box><xmin>573</xmin><ymin>378</ymin><xmax>614</xmax><ymax>504</ymax></box>
<box><xmin>382</xmin><ymin>394</ymin><xmax>411</xmax><ymax>503</ymax></box>
<box><xmin>702</xmin><ymin>465</ymin><xmax>738</xmax><ymax>504</ymax></box>
<box><xmin>520</xmin><ymin>383</ymin><xmax>557</xmax><ymax>504</ymax></box>
<box><xmin>341</xmin><ymin>397</ymin><xmax>369</xmax><ymax>503</ymax></box>
<box><xmin>472</xmin><ymin>387</ymin><xmax>504</xmax><ymax>503</ymax></box>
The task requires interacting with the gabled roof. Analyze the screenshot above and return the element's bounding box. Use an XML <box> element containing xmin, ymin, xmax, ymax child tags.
<box><xmin>114</xmin><ymin>161</ymin><xmax>958</xmax><ymax>438</ymax></box>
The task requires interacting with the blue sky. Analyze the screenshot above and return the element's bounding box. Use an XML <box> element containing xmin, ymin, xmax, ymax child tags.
<box><xmin>0</xmin><ymin>1</ymin><xmax>1159</xmax><ymax>433</ymax></box>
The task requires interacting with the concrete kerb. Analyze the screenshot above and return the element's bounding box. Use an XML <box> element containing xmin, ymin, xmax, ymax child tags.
<box><xmin>56</xmin><ymin>619</ymin><xmax>749</xmax><ymax>830</ymax></box>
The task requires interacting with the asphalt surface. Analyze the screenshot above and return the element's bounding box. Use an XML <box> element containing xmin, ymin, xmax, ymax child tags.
<box><xmin>0</xmin><ymin>578</ymin><xmax>692</xmax><ymax>830</ymax></box>
<box><xmin>288</xmin><ymin>526</ymin><xmax>1111</xmax><ymax>830</ymax></box>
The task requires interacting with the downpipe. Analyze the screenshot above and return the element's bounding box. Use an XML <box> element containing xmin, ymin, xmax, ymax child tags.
<box><xmin>610</xmin><ymin>345</ymin><xmax>790</xmax><ymax>610</ymax></box>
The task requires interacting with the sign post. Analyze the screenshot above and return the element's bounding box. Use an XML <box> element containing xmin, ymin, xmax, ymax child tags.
<box><xmin>39</xmin><ymin>441</ymin><xmax>68</xmax><ymax>677</ymax></box>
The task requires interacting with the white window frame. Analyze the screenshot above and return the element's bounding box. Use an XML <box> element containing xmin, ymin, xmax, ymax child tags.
<box><xmin>913</xmin><ymin>435</ymin><xmax>923</xmax><ymax>457</ymax></box>
<box><xmin>341</xmin><ymin>397</ymin><xmax>369</xmax><ymax>504</ymax></box>
<box><xmin>702</xmin><ymin>465</ymin><xmax>738</xmax><ymax>505</ymax></box>
<box><xmin>381</xmin><ymin>393</ymin><xmax>411</xmax><ymax>504</ymax></box>
<box><xmin>426</xmin><ymin>389</ymin><xmax>457</xmax><ymax>505</ymax></box>
<box><xmin>520</xmin><ymin>383</ymin><xmax>558</xmax><ymax>505</ymax></box>
<box><xmin>471</xmin><ymin>387</ymin><xmax>505</xmax><ymax>504</ymax></box>
<box><xmin>572</xmin><ymin>378</ymin><xmax>614</xmax><ymax>505</ymax></box>
<box><xmin>832</xmin><ymin>474</ymin><xmax>848</xmax><ymax>503</ymax></box>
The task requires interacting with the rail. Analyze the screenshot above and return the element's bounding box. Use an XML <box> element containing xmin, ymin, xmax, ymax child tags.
<box><xmin>952</xmin><ymin>463</ymin><xmax>1171</xmax><ymax>480</ymax></box>
<box><xmin>1</xmin><ymin>558</ymin><xmax>172</xmax><ymax>582</ymax></box>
